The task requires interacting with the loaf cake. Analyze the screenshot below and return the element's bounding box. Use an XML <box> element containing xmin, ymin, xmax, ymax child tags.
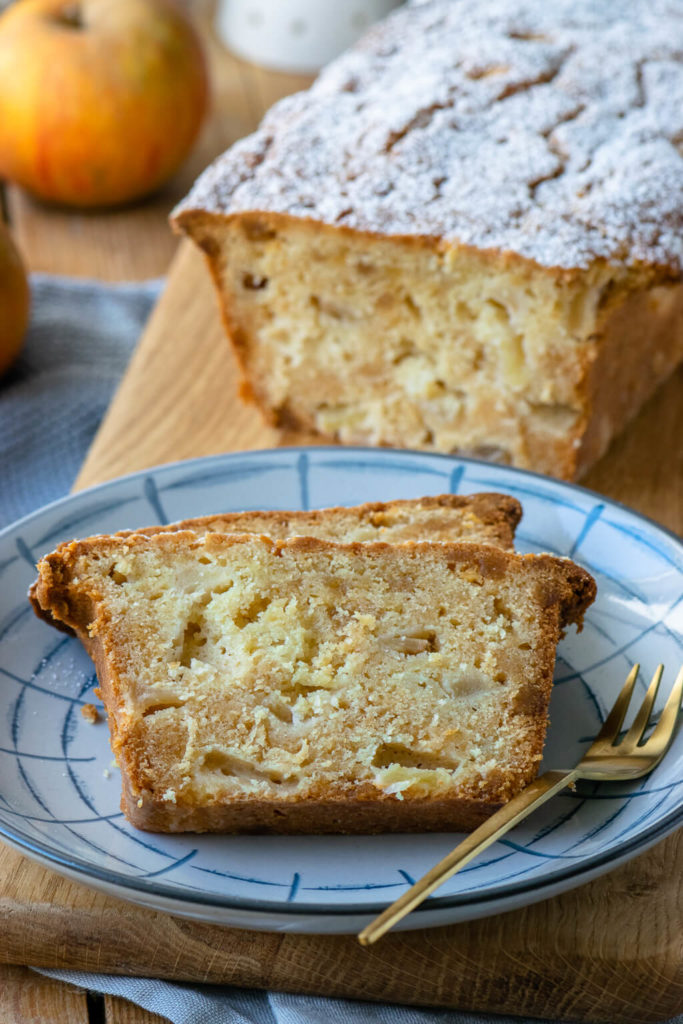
<box><xmin>29</xmin><ymin>492</ymin><xmax>521</xmax><ymax>631</ymax></box>
<box><xmin>173</xmin><ymin>0</ymin><xmax>683</xmax><ymax>480</ymax></box>
<box><xmin>32</xmin><ymin>531</ymin><xmax>595</xmax><ymax>833</ymax></box>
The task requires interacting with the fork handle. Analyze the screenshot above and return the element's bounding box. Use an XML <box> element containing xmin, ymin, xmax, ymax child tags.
<box><xmin>358</xmin><ymin>768</ymin><xmax>580</xmax><ymax>946</ymax></box>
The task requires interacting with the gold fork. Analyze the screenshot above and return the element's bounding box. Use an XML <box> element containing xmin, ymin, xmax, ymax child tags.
<box><xmin>358</xmin><ymin>663</ymin><xmax>683</xmax><ymax>946</ymax></box>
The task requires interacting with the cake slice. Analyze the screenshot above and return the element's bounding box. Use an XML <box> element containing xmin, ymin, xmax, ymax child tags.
<box><xmin>123</xmin><ymin>492</ymin><xmax>522</xmax><ymax>547</ymax></box>
<box><xmin>29</xmin><ymin>492</ymin><xmax>522</xmax><ymax>632</ymax></box>
<box><xmin>33</xmin><ymin>531</ymin><xmax>595</xmax><ymax>834</ymax></box>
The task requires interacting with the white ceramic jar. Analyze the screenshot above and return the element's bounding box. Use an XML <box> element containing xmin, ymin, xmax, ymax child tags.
<box><xmin>215</xmin><ymin>0</ymin><xmax>403</xmax><ymax>73</ymax></box>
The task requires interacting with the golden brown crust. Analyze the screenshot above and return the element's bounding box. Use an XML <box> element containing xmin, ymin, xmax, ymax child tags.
<box><xmin>574</xmin><ymin>276</ymin><xmax>683</xmax><ymax>475</ymax></box>
<box><xmin>123</xmin><ymin>786</ymin><xmax>504</xmax><ymax>834</ymax></box>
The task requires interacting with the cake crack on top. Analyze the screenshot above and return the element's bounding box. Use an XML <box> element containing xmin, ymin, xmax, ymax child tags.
<box><xmin>175</xmin><ymin>0</ymin><xmax>683</xmax><ymax>271</ymax></box>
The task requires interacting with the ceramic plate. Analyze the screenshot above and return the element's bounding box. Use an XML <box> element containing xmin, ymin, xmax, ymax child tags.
<box><xmin>1</xmin><ymin>448</ymin><xmax>682</xmax><ymax>934</ymax></box>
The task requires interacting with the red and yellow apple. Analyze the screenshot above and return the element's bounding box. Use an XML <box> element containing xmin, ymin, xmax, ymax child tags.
<box><xmin>0</xmin><ymin>223</ymin><xmax>30</xmax><ymax>377</ymax></box>
<box><xmin>0</xmin><ymin>0</ymin><xmax>208</xmax><ymax>207</ymax></box>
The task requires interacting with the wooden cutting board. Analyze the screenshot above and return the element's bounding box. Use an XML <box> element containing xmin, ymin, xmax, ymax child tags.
<box><xmin>1</xmin><ymin>238</ymin><xmax>682</xmax><ymax>1023</ymax></box>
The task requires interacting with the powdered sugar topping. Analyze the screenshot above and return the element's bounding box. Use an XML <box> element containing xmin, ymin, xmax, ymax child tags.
<box><xmin>177</xmin><ymin>0</ymin><xmax>683</xmax><ymax>271</ymax></box>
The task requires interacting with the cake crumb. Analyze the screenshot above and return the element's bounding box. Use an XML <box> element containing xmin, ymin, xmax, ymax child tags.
<box><xmin>32</xmin><ymin>500</ymin><xmax>596</xmax><ymax>834</ymax></box>
<box><xmin>81</xmin><ymin>703</ymin><xmax>99</xmax><ymax>724</ymax></box>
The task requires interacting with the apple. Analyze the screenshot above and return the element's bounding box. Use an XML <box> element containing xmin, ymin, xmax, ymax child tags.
<box><xmin>0</xmin><ymin>222</ymin><xmax>30</xmax><ymax>377</ymax></box>
<box><xmin>0</xmin><ymin>0</ymin><xmax>208</xmax><ymax>207</ymax></box>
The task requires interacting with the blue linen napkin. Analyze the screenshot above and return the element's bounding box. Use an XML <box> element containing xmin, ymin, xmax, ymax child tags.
<box><xmin>0</xmin><ymin>273</ymin><xmax>161</xmax><ymax>529</ymax></box>
<box><xmin>34</xmin><ymin>968</ymin><xmax>551</xmax><ymax>1024</ymax></box>
<box><xmin>5</xmin><ymin>275</ymin><xmax>678</xmax><ymax>1024</ymax></box>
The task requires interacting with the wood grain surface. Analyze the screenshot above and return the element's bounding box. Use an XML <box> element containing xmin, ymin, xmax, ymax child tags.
<box><xmin>0</xmin><ymin>964</ymin><xmax>89</xmax><ymax>1024</ymax></box>
<box><xmin>1</xmin><ymin>829</ymin><xmax>683</xmax><ymax>1023</ymax></box>
<box><xmin>0</xmin><ymin>963</ymin><xmax>166</xmax><ymax>1024</ymax></box>
<box><xmin>1</xmin><ymin>5</ymin><xmax>683</xmax><ymax>1024</ymax></box>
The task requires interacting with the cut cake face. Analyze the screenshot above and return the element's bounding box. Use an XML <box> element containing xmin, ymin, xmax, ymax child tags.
<box><xmin>28</xmin><ymin>492</ymin><xmax>522</xmax><ymax>633</ymax></box>
<box><xmin>33</xmin><ymin>531</ymin><xmax>596</xmax><ymax>834</ymax></box>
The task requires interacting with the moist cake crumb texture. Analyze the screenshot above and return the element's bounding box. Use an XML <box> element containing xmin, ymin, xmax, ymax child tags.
<box><xmin>33</xmin><ymin>528</ymin><xmax>596</xmax><ymax>834</ymax></box>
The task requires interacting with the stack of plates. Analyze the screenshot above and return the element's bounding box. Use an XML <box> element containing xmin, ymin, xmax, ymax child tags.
<box><xmin>1</xmin><ymin>448</ymin><xmax>681</xmax><ymax>933</ymax></box>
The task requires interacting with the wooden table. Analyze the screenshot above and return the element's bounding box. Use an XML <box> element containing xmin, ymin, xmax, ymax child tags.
<box><xmin>0</xmin><ymin>9</ymin><xmax>311</xmax><ymax>1023</ymax></box>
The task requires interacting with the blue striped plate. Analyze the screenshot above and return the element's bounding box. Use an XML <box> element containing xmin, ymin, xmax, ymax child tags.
<box><xmin>1</xmin><ymin>447</ymin><xmax>681</xmax><ymax>933</ymax></box>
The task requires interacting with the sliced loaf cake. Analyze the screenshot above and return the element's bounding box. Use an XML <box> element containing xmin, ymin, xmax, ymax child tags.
<box><xmin>33</xmin><ymin>531</ymin><xmax>595</xmax><ymax>833</ymax></box>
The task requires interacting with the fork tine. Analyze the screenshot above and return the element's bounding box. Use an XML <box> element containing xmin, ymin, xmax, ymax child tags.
<box><xmin>593</xmin><ymin>663</ymin><xmax>640</xmax><ymax>744</ymax></box>
<box><xmin>620</xmin><ymin>664</ymin><xmax>664</xmax><ymax>750</ymax></box>
<box><xmin>646</xmin><ymin>664</ymin><xmax>683</xmax><ymax>748</ymax></box>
